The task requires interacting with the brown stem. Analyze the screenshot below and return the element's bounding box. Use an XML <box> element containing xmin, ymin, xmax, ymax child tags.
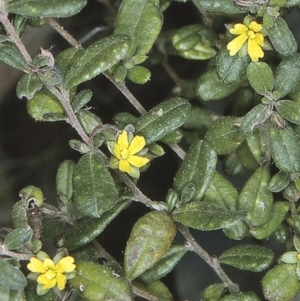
<box><xmin>92</xmin><ymin>240</ymin><xmax>116</xmax><ymax>261</ymax></box>
<box><xmin>177</xmin><ymin>223</ymin><xmax>239</xmax><ymax>293</ymax></box>
<box><xmin>45</xmin><ymin>18</ymin><xmax>82</xmax><ymax>49</ymax></box>
<box><xmin>0</xmin><ymin>12</ymin><xmax>32</xmax><ymax>64</ymax></box>
<box><xmin>162</xmin><ymin>57</ymin><xmax>182</xmax><ymax>87</ymax></box>
<box><xmin>132</xmin><ymin>284</ymin><xmax>159</xmax><ymax>301</ymax></box>
<box><xmin>0</xmin><ymin>243</ymin><xmax>33</xmax><ymax>261</ymax></box>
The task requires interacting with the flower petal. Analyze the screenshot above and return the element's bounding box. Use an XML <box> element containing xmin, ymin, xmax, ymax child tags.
<box><xmin>254</xmin><ymin>32</ymin><xmax>264</xmax><ymax>46</ymax></box>
<box><xmin>27</xmin><ymin>257</ymin><xmax>46</xmax><ymax>273</ymax></box>
<box><xmin>127</xmin><ymin>155</ymin><xmax>149</xmax><ymax>168</ymax></box>
<box><xmin>56</xmin><ymin>273</ymin><xmax>67</xmax><ymax>290</ymax></box>
<box><xmin>229</xmin><ymin>23</ymin><xmax>248</xmax><ymax>35</ymax></box>
<box><xmin>56</xmin><ymin>256</ymin><xmax>76</xmax><ymax>273</ymax></box>
<box><xmin>117</xmin><ymin>131</ymin><xmax>129</xmax><ymax>150</ymax></box>
<box><xmin>119</xmin><ymin>159</ymin><xmax>132</xmax><ymax>173</ymax></box>
<box><xmin>43</xmin><ymin>258</ymin><xmax>55</xmax><ymax>270</ymax></box>
<box><xmin>227</xmin><ymin>33</ymin><xmax>247</xmax><ymax>56</ymax></box>
<box><xmin>249</xmin><ymin>21</ymin><xmax>263</xmax><ymax>33</ymax></box>
<box><xmin>128</xmin><ymin>135</ymin><xmax>146</xmax><ymax>155</ymax></box>
<box><xmin>247</xmin><ymin>38</ymin><xmax>264</xmax><ymax>62</ymax></box>
<box><xmin>37</xmin><ymin>274</ymin><xmax>57</xmax><ymax>290</ymax></box>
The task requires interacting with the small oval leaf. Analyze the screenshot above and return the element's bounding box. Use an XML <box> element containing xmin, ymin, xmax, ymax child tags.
<box><xmin>276</xmin><ymin>100</ymin><xmax>300</xmax><ymax>125</ymax></box>
<box><xmin>4</xmin><ymin>227</ymin><xmax>33</xmax><ymax>250</ymax></box>
<box><xmin>16</xmin><ymin>73</ymin><xmax>42</xmax><ymax>100</ymax></box>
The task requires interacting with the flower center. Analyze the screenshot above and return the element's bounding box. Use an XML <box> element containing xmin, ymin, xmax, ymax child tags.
<box><xmin>247</xmin><ymin>30</ymin><xmax>256</xmax><ymax>39</ymax></box>
<box><xmin>45</xmin><ymin>269</ymin><xmax>56</xmax><ymax>280</ymax></box>
<box><xmin>120</xmin><ymin>148</ymin><xmax>129</xmax><ymax>159</ymax></box>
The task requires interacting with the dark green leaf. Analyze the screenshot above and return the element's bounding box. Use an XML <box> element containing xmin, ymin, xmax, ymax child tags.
<box><xmin>4</xmin><ymin>227</ymin><xmax>33</xmax><ymax>250</ymax></box>
<box><xmin>246</xmin><ymin>62</ymin><xmax>274</xmax><ymax>96</ymax></box>
<box><xmin>267</xmin><ymin>17</ymin><xmax>297</xmax><ymax>57</ymax></box>
<box><xmin>72</xmin><ymin>89</ymin><xmax>93</xmax><ymax>113</ymax></box>
<box><xmin>56</xmin><ymin>160</ymin><xmax>75</xmax><ymax>202</ymax></box>
<box><xmin>56</xmin><ymin>200</ymin><xmax>129</xmax><ymax>251</ymax></box>
<box><xmin>201</xmin><ymin>283</ymin><xmax>226</xmax><ymax>301</ymax></box>
<box><xmin>7</xmin><ymin>0</ymin><xmax>87</xmax><ymax>18</ymax></box>
<box><xmin>196</xmin><ymin>0</ymin><xmax>246</xmax><ymax>14</ymax></box>
<box><xmin>250</xmin><ymin>201</ymin><xmax>289</xmax><ymax>239</ymax></box>
<box><xmin>216</xmin><ymin>48</ymin><xmax>250</xmax><ymax>84</ymax></box>
<box><xmin>0</xmin><ymin>258</ymin><xmax>27</xmax><ymax>290</ymax></box>
<box><xmin>16</xmin><ymin>73</ymin><xmax>42</xmax><ymax>100</ymax></box>
<box><xmin>268</xmin><ymin>171</ymin><xmax>290</xmax><ymax>193</ymax></box>
<box><xmin>220</xmin><ymin>292</ymin><xmax>260</xmax><ymax>301</ymax></box>
<box><xmin>133</xmin><ymin>281</ymin><xmax>173</xmax><ymax>301</ymax></box>
<box><xmin>276</xmin><ymin>100</ymin><xmax>300</xmax><ymax>125</ymax></box>
<box><xmin>269</xmin><ymin>123</ymin><xmax>300</xmax><ymax>173</ymax></box>
<box><xmin>246</xmin><ymin>127</ymin><xmax>268</xmax><ymax>163</ymax></box>
<box><xmin>127</xmin><ymin>66</ymin><xmax>151</xmax><ymax>84</ymax></box>
<box><xmin>174</xmin><ymin>140</ymin><xmax>217</xmax><ymax>201</ymax></box>
<box><xmin>73</xmin><ymin>153</ymin><xmax>118</xmax><ymax>217</ymax></box>
<box><xmin>219</xmin><ymin>245</ymin><xmax>274</xmax><ymax>272</ymax></box>
<box><xmin>134</xmin><ymin>97</ymin><xmax>191</xmax><ymax>144</ymax></box>
<box><xmin>263</xmin><ymin>264</ymin><xmax>300</xmax><ymax>301</ymax></box>
<box><xmin>0</xmin><ymin>42</ymin><xmax>27</xmax><ymax>70</ymax></box>
<box><xmin>172</xmin><ymin>201</ymin><xmax>247</xmax><ymax>231</ymax></box>
<box><xmin>205</xmin><ymin>117</ymin><xmax>245</xmax><ymax>154</ymax></box>
<box><xmin>239</xmin><ymin>167</ymin><xmax>273</xmax><ymax>227</ymax></box>
<box><xmin>138</xmin><ymin>244</ymin><xmax>187</xmax><ymax>282</ymax></box>
<box><xmin>65</xmin><ymin>35</ymin><xmax>131</xmax><ymax>89</ymax></box>
<box><xmin>124</xmin><ymin>211</ymin><xmax>176</xmax><ymax>280</ymax></box>
<box><xmin>114</xmin><ymin>0</ymin><xmax>163</xmax><ymax>56</ymax></box>
<box><xmin>69</xmin><ymin>261</ymin><xmax>132</xmax><ymax>301</ymax></box>
<box><xmin>41</xmin><ymin>219</ymin><xmax>64</xmax><ymax>243</ymax></box>
<box><xmin>0</xmin><ymin>285</ymin><xmax>26</xmax><ymax>301</ymax></box>
<box><xmin>274</xmin><ymin>54</ymin><xmax>300</xmax><ymax>97</ymax></box>
<box><xmin>77</xmin><ymin>110</ymin><xmax>102</xmax><ymax>135</ymax></box>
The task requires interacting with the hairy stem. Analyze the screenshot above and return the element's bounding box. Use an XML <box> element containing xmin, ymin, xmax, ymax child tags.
<box><xmin>0</xmin><ymin>243</ymin><xmax>33</xmax><ymax>260</ymax></box>
<box><xmin>0</xmin><ymin>12</ymin><xmax>32</xmax><ymax>64</ymax></box>
<box><xmin>132</xmin><ymin>284</ymin><xmax>159</xmax><ymax>301</ymax></box>
<box><xmin>177</xmin><ymin>223</ymin><xmax>239</xmax><ymax>293</ymax></box>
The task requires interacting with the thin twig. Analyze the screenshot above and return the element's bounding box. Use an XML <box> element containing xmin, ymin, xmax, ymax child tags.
<box><xmin>190</xmin><ymin>0</ymin><xmax>213</xmax><ymax>27</ymax></box>
<box><xmin>177</xmin><ymin>223</ymin><xmax>239</xmax><ymax>293</ymax></box>
<box><xmin>45</xmin><ymin>18</ymin><xmax>82</xmax><ymax>49</ymax></box>
<box><xmin>0</xmin><ymin>243</ymin><xmax>33</xmax><ymax>261</ymax></box>
<box><xmin>162</xmin><ymin>57</ymin><xmax>182</xmax><ymax>87</ymax></box>
<box><xmin>132</xmin><ymin>284</ymin><xmax>159</xmax><ymax>301</ymax></box>
<box><xmin>92</xmin><ymin>240</ymin><xmax>116</xmax><ymax>261</ymax></box>
<box><xmin>0</xmin><ymin>12</ymin><xmax>32</xmax><ymax>64</ymax></box>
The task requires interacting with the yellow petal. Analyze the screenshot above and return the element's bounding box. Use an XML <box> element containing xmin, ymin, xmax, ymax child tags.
<box><xmin>127</xmin><ymin>155</ymin><xmax>149</xmax><ymax>168</ymax></box>
<box><xmin>249</xmin><ymin>21</ymin><xmax>263</xmax><ymax>33</ymax></box>
<box><xmin>229</xmin><ymin>23</ymin><xmax>248</xmax><ymax>35</ymax></box>
<box><xmin>117</xmin><ymin>131</ymin><xmax>129</xmax><ymax>150</ymax></box>
<box><xmin>27</xmin><ymin>257</ymin><xmax>46</xmax><ymax>273</ymax></box>
<box><xmin>114</xmin><ymin>144</ymin><xmax>122</xmax><ymax>160</ymax></box>
<box><xmin>227</xmin><ymin>33</ymin><xmax>247</xmax><ymax>56</ymax></box>
<box><xmin>248</xmin><ymin>39</ymin><xmax>264</xmax><ymax>62</ymax></box>
<box><xmin>254</xmin><ymin>32</ymin><xmax>264</xmax><ymax>46</ymax></box>
<box><xmin>43</xmin><ymin>258</ymin><xmax>55</xmax><ymax>270</ymax></box>
<box><xmin>56</xmin><ymin>256</ymin><xmax>76</xmax><ymax>273</ymax></box>
<box><xmin>56</xmin><ymin>273</ymin><xmax>67</xmax><ymax>290</ymax></box>
<box><xmin>128</xmin><ymin>135</ymin><xmax>146</xmax><ymax>155</ymax></box>
<box><xmin>119</xmin><ymin>159</ymin><xmax>132</xmax><ymax>173</ymax></box>
<box><xmin>44</xmin><ymin>269</ymin><xmax>56</xmax><ymax>280</ymax></box>
<box><xmin>37</xmin><ymin>274</ymin><xmax>56</xmax><ymax>290</ymax></box>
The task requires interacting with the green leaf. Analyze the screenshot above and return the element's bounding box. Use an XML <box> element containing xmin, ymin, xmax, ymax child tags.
<box><xmin>216</xmin><ymin>48</ymin><xmax>250</xmax><ymax>85</ymax></box>
<box><xmin>219</xmin><ymin>245</ymin><xmax>274</xmax><ymax>272</ymax></box>
<box><xmin>69</xmin><ymin>261</ymin><xmax>132</xmax><ymax>301</ymax></box>
<box><xmin>133</xmin><ymin>97</ymin><xmax>191</xmax><ymax>144</ymax></box>
<box><xmin>276</xmin><ymin>100</ymin><xmax>300</xmax><ymax>125</ymax></box>
<box><xmin>72</xmin><ymin>89</ymin><xmax>93</xmax><ymax>113</ymax></box>
<box><xmin>172</xmin><ymin>201</ymin><xmax>247</xmax><ymax>231</ymax></box>
<box><xmin>41</xmin><ymin>219</ymin><xmax>64</xmax><ymax>243</ymax></box>
<box><xmin>0</xmin><ymin>285</ymin><xmax>26</xmax><ymax>301</ymax></box>
<box><xmin>114</xmin><ymin>0</ymin><xmax>163</xmax><ymax>56</ymax></box>
<box><xmin>4</xmin><ymin>227</ymin><xmax>33</xmax><ymax>250</ymax></box>
<box><xmin>220</xmin><ymin>292</ymin><xmax>260</xmax><ymax>301</ymax></box>
<box><xmin>0</xmin><ymin>42</ymin><xmax>27</xmax><ymax>70</ymax></box>
<box><xmin>56</xmin><ymin>160</ymin><xmax>75</xmax><ymax>202</ymax></box>
<box><xmin>269</xmin><ymin>123</ymin><xmax>300</xmax><ymax>173</ymax></box>
<box><xmin>268</xmin><ymin>171</ymin><xmax>290</xmax><ymax>193</ymax></box>
<box><xmin>246</xmin><ymin>127</ymin><xmax>268</xmax><ymax>163</ymax></box>
<box><xmin>56</xmin><ymin>200</ymin><xmax>129</xmax><ymax>251</ymax></box>
<box><xmin>246</xmin><ymin>62</ymin><xmax>274</xmax><ymax>96</ymax></box>
<box><xmin>201</xmin><ymin>283</ymin><xmax>226</xmax><ymax>301</ymax></box>
<box><xmin>138</xmin><ymin>244</ymin><xmax>187</xmax><ymax>282</ymax></box>
<box><xmin>274</xmin><ymin>54</ymin><xmax>300</xmax><ymax>97</ymax></box>
<box><xmin>127</xmin><ymin>65</ymin><xmax>151</xmax><ymax>84</ymax></box>
<box><xmin>73</xmin><ymin>153</ymin><xmax>118</xmax><ymax>217</ymax></box>
<box><xmin>133</xmin><ymin>281</ymin><xmax>173</xmax><ymax>301</ymax></box>
<box><xmin>65</xmin><ymin>35</ymin><xmax>131</xmax><ymax>89</ymax></box>
<box><xmin>263</xmin><ymin>263</ymin><xmax>300</xmax><ymax>301</ymax></box>
<box><xmin>16</xmin><ymin>73</ymin><xmax>42</xmax><ymax>100</ymax></box>
<box><xmin>77</xmin><ymin>110</ymin><xmax>102</xmax><ymax>135</ymax></box>
<box><xmin>196</xmin><ymin>0</ymin><xmax>246</xmax><ymax>14</ymax></box>
<box><xmin>239</xmin><ymin>167</ymin><xmax>273</xmax><ymax>227</ymax></box>
<box><xmin>204</xmin><ymin>117</ymin><xmax>245</xmax><ymax>155</ymax></box>
<box><xmin>239</xmin><ymin>104</ymin><xmax>271</xmax><ymax>136</ymax></box>
<box><xmin>124</xmin><ymin>211</ymin><xmax>176</xmax><ymax>280</ymax></box>
<box><xmin>267</xmin><ymin>17</ymin><xmax>297</xmax><ymax>57</ymax></box>
<box><xmin>25</xmin><ymin>280</ymin><xmax>55</xmax><ymax>300</ymax></box>
<box><xmin>0</xmin><ymin>258</ymin><xmax>27</xmax><ymax>290</ymax></box>
<box><xmin>203</xmin><ymin>172</ymin><xmax>238</xmax><ymax>211</ymax></box>
<box><xmin>197</xmin><ymin>69</ymin><xmax>240</xmax><ymax>101</ymax></box>
<box><xmin>27</xmin><ymin>88</ymin><xmax>64</xmax><ymax>121</ymax></box>
<box><xmin>174</xmin><ymin>140</ymin><xmax>217</xmax><ymax>201</ymax></box>
<box><xmin>250</xmin><ymin>201</ymin><xmax>289</xmax><ymax>239</ymax></box>
<box><xmin>6</xmin><ymin>0</ymin><xmax>87</xmax><ymax>18</ymax></box>
<box><xmin>223</xmin><ymin>220</ymin><xmax>248</xmax><ymax>240</ymax></box>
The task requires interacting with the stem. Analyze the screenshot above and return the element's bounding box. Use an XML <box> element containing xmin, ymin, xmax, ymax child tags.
<box><xmin>177</xmin><ymin>223</ymin><xmax>239</xmax><ymax>293</ymax></box>
<box><xmin>190</xmin><ymin>0</ymin><xmax>213</xmax><ymax>27</ymax></box>
<box><xmin>103</xmin><ymin>72</ymin><xmax>147</xmax><ymax>115</ymax></box>
<box><xmin>132</xmin><ymin>284</ymin><xmax>159</xmax><ymax>301</ymax></box>
<box><xmin>0</xmin><ymin>243</ymin><xmax>33</xmax><ymax>261</ymax></box>
<box><xmin>0</xmin><ymin>12</ymin><xmax>32</xmax><ymax>64</ymax></box>
<box><xmin>45</xmin><ymin>18</ymin><xmax>82</xmax><ymax>49</ymax></box>
<box><xmin>162</xmin><ymin>57</ymin><xmax>182</xmax><ymax>87</ymax></box>
<box><xmin>92</xmin><ymin>240</ymin><xmax>116</xmax><ymax>261</ymax></box>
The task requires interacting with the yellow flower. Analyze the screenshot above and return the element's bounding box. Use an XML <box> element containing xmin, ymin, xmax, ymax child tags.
<box><xmin>108</xmin><ymin>130</ymin><xmax>149</xmax><ymax>178</ymax></box>
<box><xmin>227</xmin><ymin>21</ymin><xmax>264</xmax><ymax>62</ymax></box>
<box><xmin>27</xmin><ymin>255</ymin><xmax>76</xmax><ymax>294</ymax></box>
